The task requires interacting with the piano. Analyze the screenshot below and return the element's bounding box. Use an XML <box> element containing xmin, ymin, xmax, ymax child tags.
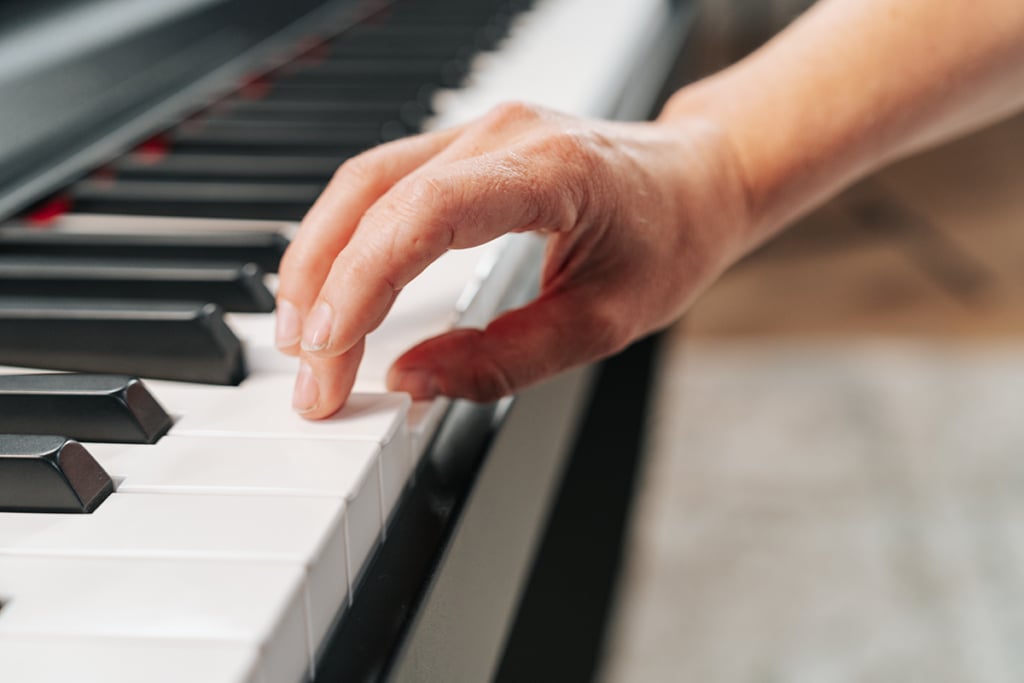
<box><xmin>0</xmin><ymin>0</ymin><xmax>693</xmax><ymax>680</ymax></box>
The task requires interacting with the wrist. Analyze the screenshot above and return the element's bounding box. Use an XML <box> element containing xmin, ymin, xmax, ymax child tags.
<box><xmin>651</xmin><ymin>87</ymin><xmax>766</xmax><ymax>265</ymax></box>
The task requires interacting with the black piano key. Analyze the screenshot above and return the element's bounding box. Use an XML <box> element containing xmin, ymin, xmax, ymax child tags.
<box><xmin>0</xmin><ymin>298</ymin><xmax>247</xmax><ymax>385</ymax></box>
<box><xmin>112</xmin><ymin>153</ymin><xmax>344</xmax><ymax>184</ymax></box>
<box><xmin>259</xmin><ymin>82</ymin><xmax>437</xmax><ymax>106</ymax></box>
<box><xmin>0</xmin><ymin>373</ymin><xmax>172</xmax><ymax>444</ymax></box>
<box><xmin>0</xmin><ymin>258</ymin><xmax>276</xmax><ymax>313</ymax></box>
<box><xmin>69</xmin><ymin>179</ymin><xmax>322</xmax><ymax>221</ymax></box>
<box><xmin>214</xmin><ymin>99</ymin><xmax>429</xmax><ymax>128</ymax></box>
<box><xmin>344</xmin><ymin>25</ymin><xmax>484</xmax><ymax>41</ymax></box>
<box><xmin>343</xmin><ymin>24</ymin><xmax>505</xmax><ymax>50</ymax></box>
<box><xmin>278</xmin><ymin>59</ymin><xmax>468</xmax><ymax>89</ymax></box>
<box><xmin>0</xmin><ymin>435</ymin><xmax>114</xmax><ymax>513</ymax></box>
<box><xmin>0</xmin><ymin>228</ymin><xmax>289</xmax><ymax>273</ymax></box>
<box><xmin>169</xmin><ymin>121</ymin><xmax>387</xmax><ymax>152</ymax></box>
<box><xmin>327</xmin><ymin>39</ymin><xmax>475</xmax><ymax>60</ymax></box>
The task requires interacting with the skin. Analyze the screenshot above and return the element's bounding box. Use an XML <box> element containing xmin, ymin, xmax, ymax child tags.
<box><xmin>276</xmin><ymin>0</ymin><xmax>1024</xmax><ymax>419</ymax></box>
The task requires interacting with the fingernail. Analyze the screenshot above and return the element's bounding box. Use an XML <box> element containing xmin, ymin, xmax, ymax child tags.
<box><xmin>275</xmin><ymin>299</ymin><xmax>301</xmax><ymax>349</ymax></box>
<box><xmin>292</xmin><ymin>362</ymin><xmax>320</xmax><ymax>413</ymax></box>
<box><xmin>394</xmin><ymin>369</ymin><xmax>440</xmax><ymax>399</ymax></box>
<box><xmin>301</xmin><ymin>301</ymin><xmax>333</xmax><ymax>352</ymax></box>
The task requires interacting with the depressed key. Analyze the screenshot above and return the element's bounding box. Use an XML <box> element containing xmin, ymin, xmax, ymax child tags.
<box><xmin>0</xmin><ymin>298</ymin><xmax>247</xmax><ymax>385</ymax></box>
<box><xmin>0</xmin><ymin>435</ymin><xmax>114</xmax><ymax>513</ymax></box>
<box><xmin>0</xmin><ymin>373</ymin><xmax>172</xmax><ymax>443</ymax></box>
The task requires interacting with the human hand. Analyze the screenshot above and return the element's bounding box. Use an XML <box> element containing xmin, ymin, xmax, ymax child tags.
<box><xmin>275</xmin><ymin>102</ymin><xmax>752</xmax><ymax>418</ymax></box>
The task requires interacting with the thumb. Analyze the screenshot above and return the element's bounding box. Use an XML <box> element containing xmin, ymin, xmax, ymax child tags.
<box><xmin>386</xmin><ymin>289</ymin><xmax>627</xmax><ymax>402</ymax></box>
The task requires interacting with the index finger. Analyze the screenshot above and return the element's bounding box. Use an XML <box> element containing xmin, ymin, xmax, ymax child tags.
<box><xmin>300</xmin><ymin>146</ymin><xmax>591</xmax><ymax>357</ymax></box>
<box><xmin>274</xmin><ymin>126</ymin><xmax>463</xmax><ymax>353</ymax></box>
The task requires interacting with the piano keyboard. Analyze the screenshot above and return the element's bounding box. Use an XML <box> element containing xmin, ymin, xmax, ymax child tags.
<box><xmin>0</xmin><ymin>0</ymin><xmax>681</xmax><ymax>680</ymax></box>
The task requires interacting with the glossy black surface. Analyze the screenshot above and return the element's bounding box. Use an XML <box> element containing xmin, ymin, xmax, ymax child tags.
<box><xmin>0</xmin><ymin>299</ymin><xmax>246</xmax><ymax>385</ymax></box>
<box><xmin>0</xmin><ymin>257</ymin><xmax>275</xmax><ymax>313</ymax></box>
<box><xmin>112</xmin><ymin>153</ymin><xmax>345</xmax><ymax>183</ymax></box>
<box><xmin>69</xmin><ymin>179</ymin><xmax>323</xmax><ymax>221</ymax></box>
<box><xmin>168</xmin><ymin>121</ymin><xmax>383</xmax><ymax>152</ymax></box>
<box><xmin>0</xmin><ymin>373</ymin><xmax>172</xmax><ymax>444</ymax></box>
<box><xmin>0</xmin><ymin>0</ymin><xmax>366</xmax><ymax>220</ymax></box>
<box><xmin>0</xmin><ymin>228</ymin><xmax>289</xmax><ymax>274</ymax></box>
<box><xmin>0</xmin><ymin>435</ymin><xmax>114</xmax><ymax>513</ymax></box>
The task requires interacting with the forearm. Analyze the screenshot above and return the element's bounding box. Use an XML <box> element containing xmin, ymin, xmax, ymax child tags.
<box><xmin>659</xmin><ymin>0</ymin><xmax>1024</xmax><ymax>247</ymax></box>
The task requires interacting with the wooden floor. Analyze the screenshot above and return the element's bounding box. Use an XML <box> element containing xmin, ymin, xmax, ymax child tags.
<box><xmin>597</xmin><ymin>96</ymin><xmax>1024</xmax><ymax>682</ymax></box>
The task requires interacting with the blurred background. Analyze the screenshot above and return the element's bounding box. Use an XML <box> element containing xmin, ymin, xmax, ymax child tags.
<box><xmin>598</xmin><ymin>1</ymin><xmax>1024</xmax><ymax>681</ymax></box>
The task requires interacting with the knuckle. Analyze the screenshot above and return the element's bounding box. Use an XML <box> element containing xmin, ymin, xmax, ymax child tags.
<box><xmin>516</xmin><ymin>132</ymin><xmax>602</xmax><ymax>231</ymax></box>
<box><xmin>402</xmin><ymin>175</ymin><xmax>458</xmax><ymax>245</ymax></box>
<box><xmin>405</xmin><ymin>173</ymin><xmax>450</xmax><ymax>214</ymax></box>
<box><xmin>550</xmin><ymin>133</ymin><xmax>598</xmax><ymax>217</ymax></box>
<box><xmin>332</xmin><ymin>153</ymin><xmax>375</xmax><ymax>184</ymax></box>
<box><xmin>543</xmin><ymin>130</ymin><xmax>592</xmax><ymax>164</ymax></box>
<box><xmin>544</xmin><ymin>131</ymin><xmax>608</xmax><ymax>198</ymax></box>
<box><xmin>481</xmin><ymin>100</ymin><xmax>543</xmax><ymax>130</ymax></box>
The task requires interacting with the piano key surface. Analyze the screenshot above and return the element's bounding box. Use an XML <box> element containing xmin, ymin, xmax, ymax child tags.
<box><xmin>0</xmin><ymin>491</ymin><xmax>350</xmax><ymax>665</ymax></box>
<box><xmin>0</xmin><ymin>556</ymin><xmax>310</xmax><ymax>682</ymax></box>
<box><xmin>0</xmin><ymin>637</ymin><xmax>261</xmax><ymax>683</ymax></box>
<box><xmin>86</xmin><ymin>435</ymin><xmax>384</xmax><ymax>595</ymax></box>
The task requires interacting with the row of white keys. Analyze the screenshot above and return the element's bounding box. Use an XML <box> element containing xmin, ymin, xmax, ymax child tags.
<box><xmin>0</xmin><ymin>635</ymin><xmax>262</xmax><ymax>683</ymax></box>
<box><xmin>0</xmin><ymin>556</ymin><xmax>302</xmax><ymax>683</ymax></box>
<box><xmin>0</xmin><ymin>238</ymin><xmax>537</xmax><ymax>683</ymax></box>
<box><xmin>0</xmin><ymin>381</ymin><xmax>408</xmax><ymax>681</ymax></box>
<box><xmin>431</xmin><ymin>0</ymin><xmax>673</xmax><ymax>124</ymax></box>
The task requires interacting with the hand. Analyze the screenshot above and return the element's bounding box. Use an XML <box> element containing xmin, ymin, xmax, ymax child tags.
<box><xmin>275</xmin><ymin>101</ymin><xmax>752</xmax><ymax>418</ymax></box>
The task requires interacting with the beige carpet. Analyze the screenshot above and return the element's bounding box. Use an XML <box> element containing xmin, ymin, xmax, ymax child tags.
<box><xmin>600</xmin><ymin>338</ymin><xmax>1024</xmax><ymax>683</ymax></box>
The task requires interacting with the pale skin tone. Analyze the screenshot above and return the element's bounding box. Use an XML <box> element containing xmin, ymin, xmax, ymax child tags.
<box><xmin>275</xmin><ymin>0</ymin><xmax>1024</xmax><ymax>419</ymax></box>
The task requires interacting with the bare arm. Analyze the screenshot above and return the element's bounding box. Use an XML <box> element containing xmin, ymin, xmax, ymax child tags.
<box><xmin>277</xmin><ymin>0</ymin><xmax>1024</xmax><ymax>418</ymax></box>
<box><xmin>662</xmin><ymin>0</ymin><xmax>1024</xmax><ymax>245</ymax></box>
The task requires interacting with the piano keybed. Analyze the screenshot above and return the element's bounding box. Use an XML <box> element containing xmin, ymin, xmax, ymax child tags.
<box><xmin>0</xmin><ymin>0</ymin><xmax>681</xmax><ymax>680</ymax></box>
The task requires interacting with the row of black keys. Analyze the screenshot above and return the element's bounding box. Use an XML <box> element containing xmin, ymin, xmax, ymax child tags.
<box><xmin>0</xmin><ymin>229</ymin><xmax>285</xmax><ymax>385</ymax></box>
<box><xmin>0</xmin><ymin>374</ymin><xmax>172</xmax><ymax>514</ymax></box>
<box><xmin>63</xmin><ymin>0</ymin><xmax>535</xmax><ymax>221</ymax></box>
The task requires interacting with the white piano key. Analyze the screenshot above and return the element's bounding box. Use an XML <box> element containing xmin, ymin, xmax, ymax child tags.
<box><xmin>430</xmin><ymin>0</ymin><xmax>670</xmax><ymax>126</ymax></box>
<box><xmin>0</xmin><ymin>492</ymin><xmax>347</xmax><ymax>659</ymax></box>
<box><xmin>150</xmin><ymin>379</ymin><xmax>411</xmax><ymax>520</ymax></box>
<box><xmin>0</xmin><ymin>635</ymin><xmax>261</xmax><ymax>683</ymax></box>
<box><xmin>0</xmin><ymin>556</ymin><xmax>309</xmax><ymax>683</ymax></box>
<box><xmin>87</xmin><ymin>435</ymin><xmax>378</xmax><ymax>498</ymax></box>
<box><xmin>407</xmin><ymin>398</ymin><xmax>450</xmax><ymax>464</ymax></box>
<box><xmin>86</xmin><ymin>435</ymin><xmax>383</xmax><ymax>601</ymax></box>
